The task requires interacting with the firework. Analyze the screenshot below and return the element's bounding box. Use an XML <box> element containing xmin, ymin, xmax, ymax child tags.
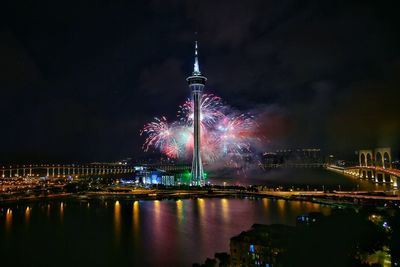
<box><xmin>216</xmin><ymin>114</ymin><xmax>253</xmax><ymax>155</ymax></box>
<box><xmin>140</xmin><ymin>116</ymin><xmax>177</xmax><ymax>157</ymax></box>
<box><xmin>141</xmin><ymin>94</ymin><xmax>259</xmax><ymax>165</ymax></box>
<box><xmin>178</xmin><ymin>94</ymin><xmax>225</xmax><ymax>128</ymax></box>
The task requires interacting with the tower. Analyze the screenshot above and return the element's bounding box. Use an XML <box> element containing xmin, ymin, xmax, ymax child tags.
<box><xmin>187</xmin><ymin>41</ymin><xmax>207</xmax><ymax>186</ymax></box>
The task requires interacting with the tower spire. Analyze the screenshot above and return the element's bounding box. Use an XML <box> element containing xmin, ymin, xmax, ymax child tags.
<box><xmin>193</xmin><ymin>41</ymin><xmax>201</xmax><ymax>76</ymax></box>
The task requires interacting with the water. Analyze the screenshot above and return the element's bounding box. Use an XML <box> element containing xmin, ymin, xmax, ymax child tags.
<box><xmin>0</xmin><ymin>169</ymin><xmax>383</xmax><ymax>266</ymax></box>
<box><xmin>0</xmin><ymin>197</ymin><xmax>332</xmax><ymax>267</ymax></box>
<box><xmin>210</xmin><ymin>168</ymin><xmax>390</xmax><ymax>191</ymax></box>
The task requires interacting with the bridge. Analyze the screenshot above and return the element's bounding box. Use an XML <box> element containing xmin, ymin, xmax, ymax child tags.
<box><xmin>327</xmin><ymin>147</ymin><xmax>400</xmax><ymax>187</ymax></box>
<box><xmin>0</xmin><ymin>164</ymin><xmax>135</xmax><ymax>179</ymax></box>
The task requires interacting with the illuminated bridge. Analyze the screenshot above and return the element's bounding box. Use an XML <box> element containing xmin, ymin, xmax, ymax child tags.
<box><xmin>327</xmin><ymin>147</ymin><xmax>399</xmax><ymax>187</ymax></box>
<box><xmin>0</xmin><ymin>164</ymin><xmax>134</xmax><ymax>179</ymax></box>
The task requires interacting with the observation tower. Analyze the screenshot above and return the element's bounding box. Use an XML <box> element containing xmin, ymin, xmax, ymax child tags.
<box><xmin>186</xmin><ymin>42</ymin><xmax>207</xmax><ymax>186</ymax></box>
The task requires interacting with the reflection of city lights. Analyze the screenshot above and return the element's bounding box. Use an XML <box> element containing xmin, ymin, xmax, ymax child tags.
<box><xmin>289</xmin><ymin>201</ymin><xmax>301</xmax><ymax>211</ymax></box>
<box><xmin>60</xmin><ymin>202</ymin><xmax>64</xmax><ymax>220</ymax></box>
<box><xmin>176</xmin><ymin>200</ymin><xmax>183</xmax><ymax>224</ymax></box>
<box><xmin>154</xmin><ymin>200</ymin><xmax>161</xmax><ymax>220</ymax></box>
<box><xmin>25</xmin><ymin>206</ymin><xmax>31</xmax><ymax>223</ymax></box>
<box><xmin>197</xmin><ymin>198</ymin><xmax>205</xmax><ymax>218</ymax></box>
<box><xmin>114</xmin><ymin>201</ymin><xmax>121</xmax><ymax>242</ymax></box>
<box><xmin>277</xmin><ymin>199</ymin><xmax>285</xmax><ymax>210</ymax></box>
<box><xmin>153</xmin><ymin>200</ymin><xmax>162</xmax><ymax>237</ymax></box>
<box><xmin>133</xmin><ymin>201</ymin><xmax>140</xmax><ymax>228</ymax></box>
<box><xmin>276</xmin><ymin>199</ymin><xmax>286</xmax><ymax>220</ymax></box>
<box><xmin>133</xmin><ymin>201</ymin><xmax>140</xmax><ymax>243</ymax></box>
<box><xmin>221</xmin><ymin>198</ymin><xmax>229</xmax><ymax>223</ymax></box>
<box><xmin>262</xmin><ymin>198</ymin><xmax>269</xmax><ymax>208</ymax></box>
<box><xmin>154</xmin><ymin>200</ymin><xmax>160</xmax><ymax>215</ymax></box>
<box><xmin>6</xmin><ymin>208</ymin><xmax>12</xmax><ymax>232</ymax></box>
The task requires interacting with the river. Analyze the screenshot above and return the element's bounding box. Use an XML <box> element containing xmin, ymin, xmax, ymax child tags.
<box><xmin>0</xmin><ymin>168</ymin><xmax>386</xmax><ymax>266</ymax></box>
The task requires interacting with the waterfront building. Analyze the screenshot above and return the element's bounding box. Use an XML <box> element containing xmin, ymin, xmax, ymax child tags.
<box><xmin>262</xmin><ymin>148</ymin><xmax>324</xmax><ymax>168</ymax></box>
<box><xmin>230</xmin><ymin>224</ymin><xmax>294</xmax><ymax>267</ymax></box>
<box><xmin>296</xmin><ymin>212</ymin><xmax>324</xmax><ymax>226</ymax></box>
<box><xmin>124</xmin><ymin>165</ymin><xmax>181</xmax><ymax>186</ymax></box>
<box><xmin>161</xmin><ymin>174</ymin><xmax>175</xmax><ymax>186</ymax></box>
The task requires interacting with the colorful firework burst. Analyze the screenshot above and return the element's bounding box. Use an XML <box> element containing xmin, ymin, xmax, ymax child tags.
<box><xmin>141</xmin><ymin>94</ymin><xmax>260</xmax><ymax>164</ymax></box>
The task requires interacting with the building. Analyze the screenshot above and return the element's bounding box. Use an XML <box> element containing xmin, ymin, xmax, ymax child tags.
<box><xmin>261</xmin><ymin>148</ymin><xmax>324</xmax><ymax>168</ymax></box>
<box><xmin>119</xmin><ymin>166</ymin><xmax>174</xmax><ymax>186</ymax></box>
<box><xmin>275</xmin><ymin>148</ymin><xmax>322</xmax><ymax>164</ymax></box>
<box><xmin>146</xmin><ymin>163</ymin><xmax>191</xmax><ymax>172</ymax></box>
<box><xmin>230</xmin><ymin>224</ymin><xmax>294</xmax><ymax>267</ymax></box>
<box><xmin>160</xmin><ymin>174</ymin><xmax>175</xmax><ymax>186</ymax></box>
<box><xmin>119</xmin><ymin>165</ymin><xmax>190</xmax><ymax>186</ymax></box>
<box><xmin>186</xmin><ymin>41</ymin><xmax>207</xmax><ymax>186</ymax></box>
<box><xmin>296</xmin><ymin>212</ymin><xmax>324</xmax><ymax>226</ymax></box>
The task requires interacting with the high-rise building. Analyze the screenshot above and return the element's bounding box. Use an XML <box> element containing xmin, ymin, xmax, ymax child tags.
<box><xmin>186</xmin><ymin>42</ymin><xmax>207</xmax><ymax>186</ymax></box>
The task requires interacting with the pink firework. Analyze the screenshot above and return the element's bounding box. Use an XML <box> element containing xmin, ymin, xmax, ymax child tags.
<box><xmin>178</xmin><ymin>94</ymin><xmax>225</xmax><ymax>128</ymax></box>
<box><xmin>216</xmin><ymin>114</ymin><xmax>254</xmax><ymax>156</ymax></box>
<box><xmin>141</xmin><ymin>94</ymin><xmax>260</xmax><ymax>165</ymax></box>
<box><xmin>140</xmin><ymin>116</ymin><xmax>178</xmax><ymax>158</ymax></box>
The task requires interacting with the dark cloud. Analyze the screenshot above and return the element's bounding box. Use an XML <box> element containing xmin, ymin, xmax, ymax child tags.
<box><xmin>0</xmin><ymin>0</ymin><xmax>399</xmax><ymax>163</ymax></box>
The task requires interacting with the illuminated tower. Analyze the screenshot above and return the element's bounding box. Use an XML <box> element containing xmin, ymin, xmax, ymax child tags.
<box><xmin>187</xmin><ymin>41</ymin><xmax>207</xmax><ymax>186</ymax></box>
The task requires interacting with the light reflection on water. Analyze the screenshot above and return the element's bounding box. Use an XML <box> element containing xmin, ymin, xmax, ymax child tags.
<box><xmin>114</xmin><ymin>200</ymin><xmax>121</xmax><ymax>243</ymax></box>
<box><xmin>5</xmin><ymin>208</ymin><xmax>12</xmax><ymax>234</ymax></box>
<box><xmin>1</xmin><ymin>198</ymin><xmax>332</xmax><ymax>267</ymax></box>
<box><xmin>25</xmin><ymin>206</ymin><xmax>30</xmax><ymax>224</ymax></box>
<box><xmin>262</xmin><ymin>197</ymin><xmax>269</xmax><ymax>208</ymax></box>
<box><xmin>133</xmin><ymin>201</ymin><xmax>140</xmax><ymax>236</ymax></box>
<box><xmin>289</xmin><ymin>199</ymin><xmax>301</xmax><ymax>211</ymax></box>
<box><xmin>47</xmin><ymin>204</ymin><xmax>51</xmax><ymax>218</ymax></box>
<box><xmin>210</xmin><ymin>168</ymin><xmax>392</xmax><ymax>191</ymax></box>
<box><xmin>197</xmin><ymin>198</ymin><xmax>205</xmax><ymax>217</ymax></box>
<box><xmin>176</xmin><ymin>199</ymin><xmax>183</xmax><ymax>225</ymax></box>
<box><xmin>60</xmin><ymin>202</ymin><xmax>64</xmax><ymax>221</ymax></box>
<box><xmin>221</xmin><ymin>198</ymin><xmax>229</xmax><ymax>223</ymax></box>
<box><xmin>276</xmin><ymin>199</ymin><xmax>286</xmax><ymax>220</ymax></box>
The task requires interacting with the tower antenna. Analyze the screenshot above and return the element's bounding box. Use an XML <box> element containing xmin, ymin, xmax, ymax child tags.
<box><xmin>193</xmin><ymin>40</ymin><xmax>201</xmax><ymax>75</ymax></box>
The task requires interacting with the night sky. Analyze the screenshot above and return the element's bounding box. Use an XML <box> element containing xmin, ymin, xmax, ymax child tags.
<box><xmin>1</xmin><ymin>0</ymin><xmax>399</xmax><ymax>163</ymax></box>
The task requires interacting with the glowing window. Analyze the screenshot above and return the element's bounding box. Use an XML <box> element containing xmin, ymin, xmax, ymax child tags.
<box><xmin>249</xmin><ymin>244</ymin><xmax>255</xmax><ymax>253</ymax></box>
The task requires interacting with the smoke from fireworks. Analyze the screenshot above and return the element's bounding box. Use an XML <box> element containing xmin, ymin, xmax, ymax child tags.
<box><xmin>141</xmin><ymin>94</ymin><xmax>260</xmax><ymax>166</ymax></box>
